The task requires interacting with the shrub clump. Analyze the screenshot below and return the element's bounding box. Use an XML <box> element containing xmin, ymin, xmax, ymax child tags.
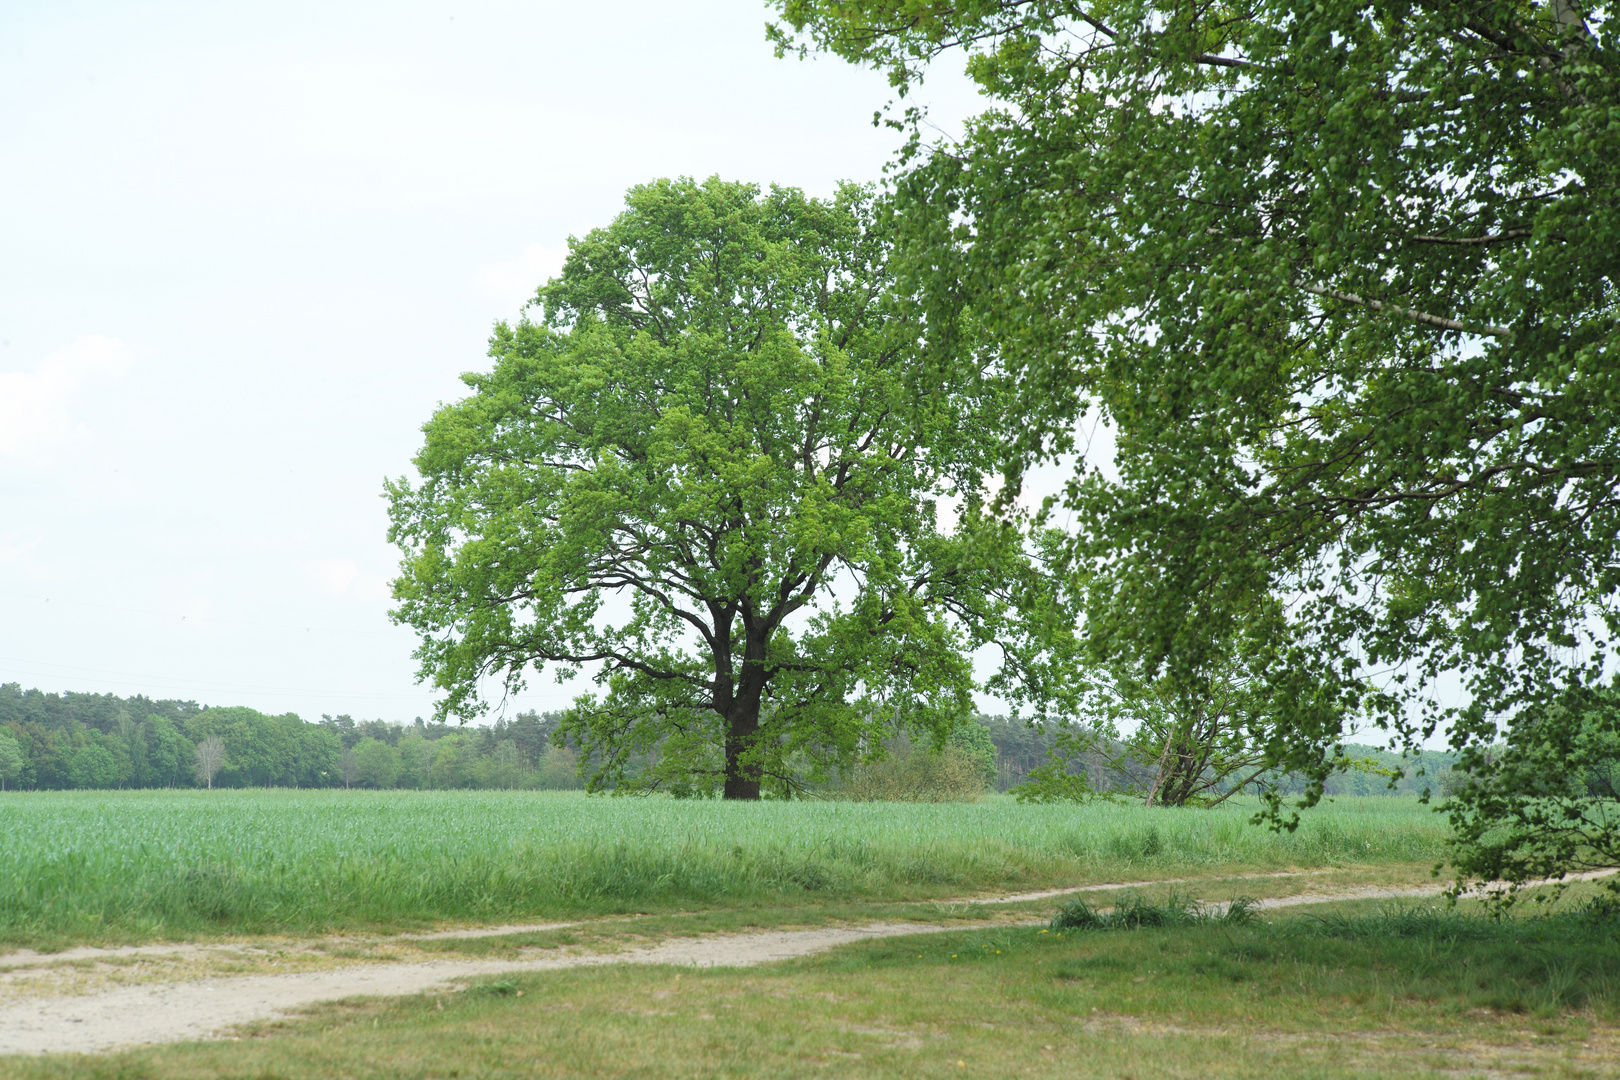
<box><xmin>1051</xmin><ymin>891</ymin><xmax>1260</xmax><ymax>931</ymax></box>
<box><xmin>830</xmin><ymin>744</ymin><xmax>989</xmax><ymax>802</ymax></box>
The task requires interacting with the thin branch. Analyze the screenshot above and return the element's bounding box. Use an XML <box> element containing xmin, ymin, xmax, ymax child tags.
<box><xmin>1409</xmin><ymin>229</ymin><xmax>1533</xmax><ymax>246</ymax></box>
<box><xmin>1078</xmin><ymin>10</ymin><xmax>1117</xmax><ymax>38</ymax></box>
<box><xmin>1192</xmin><ymin>53</ymin><xmax>1256</xmax><ymax>69</ymax></box>
<box><xmin>1204</xmin><ymin>764</ymin><xmax>1273</xmax><ymax>807</ymax></box>
<box><xmin>525</xmin><ymin>647</ymin><xmax>716</xmax><ymax>691</ymax></box>
<box><xmin>1292</xmin><ymin>280</ymin><xmax>1512</xmax><ymax>339</ymax></box>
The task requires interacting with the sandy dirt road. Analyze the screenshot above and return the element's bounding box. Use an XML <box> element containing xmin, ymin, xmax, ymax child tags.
<box><xmin>2</xmin><ymin>871</ymin><xmax>1609</xmax><ymax>1057</ymax></box>
<box><xmin>0</xmin><ymin>922</ymin><xmax>947</xmax><ymax>1056</ymax></box>
<box><xmin>0</xmin><ymin>869</ymin><xmax>1324</xmax><ymax>974</ymax></box>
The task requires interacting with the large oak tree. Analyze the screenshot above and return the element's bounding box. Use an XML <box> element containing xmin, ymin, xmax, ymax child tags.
<box><xmin>773</xmin><ymin>1</ymin><xmax>1620</xmax><ymax>883</ymax></box>
<box><xmin>388</xmin><ymin>178</ymin><xmax>1055</xmax><ymax>799</ymax></box>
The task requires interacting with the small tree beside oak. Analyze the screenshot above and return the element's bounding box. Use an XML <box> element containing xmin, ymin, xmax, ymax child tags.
<box><xmin>1016</xmin><ymin>662</ymin><xmax>1274</xmax><ymax>808</ymax></box>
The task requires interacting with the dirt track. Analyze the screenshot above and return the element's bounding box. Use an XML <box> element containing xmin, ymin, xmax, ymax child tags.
<box><xmin>0</xmin><ymin>870</ymin><xmax>1321</xmax><ymax>975</ymax></box>
<box><xmin>0</xmin><ymin>922</ymin><xmax>948</xmax><ymax>1056</ymax></box>
<box><xmin>2</xmin><ymin>871</ymin><xmax>1610</xmax><ymax>1057</ymax></box>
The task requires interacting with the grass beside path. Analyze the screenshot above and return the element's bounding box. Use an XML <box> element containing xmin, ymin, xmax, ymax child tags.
<box><xmin>9</xmin><ymin>897</ymin><xmax>1617</xmax><ymax>1080</ymax></box>
<box><xmin>0</xmin><ymin>790</ymin><xmax>1449</xmax><ymax>948</ymax></box>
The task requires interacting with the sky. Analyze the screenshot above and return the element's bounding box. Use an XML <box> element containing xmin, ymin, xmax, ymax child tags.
<box><xmin>0</xmin><ymin>0</ymin><xmax>1006</xmax><ymax>724</ymax></box>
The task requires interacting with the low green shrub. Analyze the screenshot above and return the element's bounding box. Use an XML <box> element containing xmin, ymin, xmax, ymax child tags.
<box><xmin>830</xmin><ymin>744</ymin><xmax>988</xmax><ymax>802</ymax></box>
<box><xmin>1050</xmin><ymin>890</ymin><xmax>1260</xmax><ymax>931</ymax></box>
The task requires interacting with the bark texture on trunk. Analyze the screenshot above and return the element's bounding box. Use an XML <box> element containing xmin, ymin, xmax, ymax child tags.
<box><xmin>723</xmin><ymin>720</ymin><xmax>762</xmax><ymax>799</ymax></box>
<box><xmin>719</xmin><ymin>635</ymin><xmax>767</xmax><ymax>800</ymax></box>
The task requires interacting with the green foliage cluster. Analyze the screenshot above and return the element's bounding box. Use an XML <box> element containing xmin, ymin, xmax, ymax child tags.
<box><xmin>830</xmin><ymin>741</ymin><xmax>990</xmax><ymax>802</ymax></box>
<box><xmin>0</xmin><ymin>790</ymin><xmax>1444</xmax><ymax>945</ymax></box>
<box><xmin>0</xmin><ymin>727</ymin><xmax>22</xmax><ymax>790</ymax></box>
<box><xmin>0</xmin><ymin>684</ymin><xmax>583</xmax><ymax>792</ymax></box>
<box><xmin>998</xmin><ymin>710</ymin><xmax>1458</xmax><ymax>803</ymax></box>
<box><xmin>332</xmin><ymin>711</ymin><xmax>585</xmax><ymax>792</ymax></box>
<box><xmin>1446</xmin><ymin>686</ymin><xmax>1620</xmax><ymax>894</ymax></box>
<box><xmin>1008</xmin><ymin>667</ymin><xmax>1277</xmax><ymax>807</ymax></box>
<box><xmin>945</xmin><ymin>717</ymin><xmax>997</xmax><ymax>785</ymax></box>
<box><xmin>0</xmin><ymin>678</ymin><xmax>1470</xmax><ymax>803</ymax></box>
<box><xmin>0</xmin><ymin>682</ymin><xmax>229</xmax><ymax>791</ymax></box>
<box><xmin>388</xmin><ymin>177</ymin><xmax>1063</xmax><ymax>800</ymax></box>
<box><xmin>770</xmin><ymin>0</ymin><xmax>1620</xmax><ymax>884</ymax></box>
<box><xmin>1327</xmin><ymin>744</ymin><xmax>1461</xmax><ymax>798</ymax></box>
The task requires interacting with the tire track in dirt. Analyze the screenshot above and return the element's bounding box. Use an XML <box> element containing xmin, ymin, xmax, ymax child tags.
<box><xmin>0</xmin><ymin>871</ymin><xmax>1318</xmax><ymax>974</ymax></box>
<box><xmin>2</xmin><ymin>869</ymin><xmax>1611</xmax><ymax>1056</ymax></box>
<box><xmin>0</xmin><ymin>922</ymin><xmax>947</xmax><ymax>1056</ymax></box>
<box><xmin>0</xmin><ymin>869</ymin><xmax>1329</xmax><ymax>974</ymax></box>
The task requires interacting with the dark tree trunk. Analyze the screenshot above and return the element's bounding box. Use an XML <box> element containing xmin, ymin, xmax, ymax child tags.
<box><xmin>723</xmin><ymin>705</ymin><xmax>761</xmax><ymax>800</ymax></box>
<box><xmin>721</xmin><ymin>636</ymin><xmax>767</xmax><ymax>800</ymax></box>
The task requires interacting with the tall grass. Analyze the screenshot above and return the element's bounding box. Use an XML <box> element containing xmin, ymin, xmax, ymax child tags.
<box><xmin>0</xmin><ymin>790</ymin><xmax>1449</xmax><ymax>945</ymax></box>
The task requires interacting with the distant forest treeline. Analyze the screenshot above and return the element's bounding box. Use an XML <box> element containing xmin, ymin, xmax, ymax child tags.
<box><xmin>0</xmin><ymin>683</ymin><xmax>581</xmax><ymax>791</ymax></box>
<box><xmin>0</xmin><ymin>683</ymin><xmax>1452</xmax><ymax>795</ymax></box>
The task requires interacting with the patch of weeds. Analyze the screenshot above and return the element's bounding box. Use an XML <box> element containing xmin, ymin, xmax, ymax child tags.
<box><xmin>791</xmin><ymin>863</ymin><xmax>832</xmax><ymax>892</ymax></box>
<box><xmin>1577</xmin><ymin>891</ymin><xmax>1620</xmax><ymax>924</ymax></box>
<box><xmin>181</xmin><ymin>865</ymin><xmax>246</xmax><ymax>921</ymax></box>
<box><xmin>1049</xmin><ymin>891</ymin><xmax>1259</xmax><ymax>932</ymax></box>
<box><xmin>416</xmin><ymin>928</ymin><xmax>586</xmax><ymax>956</ymax></box>
<box><xmin>1277</xmin><ymin>903</ymin><xmax>1620</xmax><ymax>1017</ymax></box>
<box><xmin>1051</xmin><ymin>952</ymin><xmax>1132</xmax><ymax>980</ymax></box>
<box><xmin>1221</xmin><ymin>897</ymin><xmax>1260</xmax><ymax>925</ymax></box>
<box><xmin>471</xmin><ymin>978</ymin><xmax>524</xmax><ymax>997</ymax></box>
<box><xmin>1222</xmin><ymin>942</ymin><xmax>1275</xmax><ymax>962</ymax></box>
<box><xmin>1299</xmin><ymin>904</ymin><xmax>1497</xmax><ymax>943</ymax></box>
<box><xmin>1048</xmin><ymin>898</ymin><xmax>1107</xmax><ymax>931</ymax></box>
<box><xmin>898</xmin><ymin>859</ymin><xmax>959</xmax><ymax>886</ymax></box>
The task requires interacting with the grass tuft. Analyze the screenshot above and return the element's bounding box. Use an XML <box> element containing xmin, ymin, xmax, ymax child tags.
<box><xmin>1050</xmin><ymin>890</ymin><xmax>1260</xmax><ymax>931</ymax></box>
<box><xmin>470</xmin><ymin>979</ymin><xmax>523</xmax><ymax>997</ymax></box>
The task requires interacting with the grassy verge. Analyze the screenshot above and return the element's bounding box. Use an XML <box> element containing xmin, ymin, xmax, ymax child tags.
<box><xmin>0</xmin><ymin>790</ymin><xmax>1450</xmax><ymax>948</ymax></box>
<box><xmin>8</xmin><ymin>899</ymin><xmax>1616</xmax><ymax>1079</ymax></box>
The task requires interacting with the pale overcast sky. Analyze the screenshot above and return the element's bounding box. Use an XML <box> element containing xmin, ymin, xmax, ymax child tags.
<box><xmin>1</xmin><ymin>0</ymin><xmax>1005</xmax><ymax>723</ymax></box>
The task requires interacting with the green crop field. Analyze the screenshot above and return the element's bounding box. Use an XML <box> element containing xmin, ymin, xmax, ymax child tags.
<box><xmin>0</xmin><ymin>790</ymin><xmax>1450</xmax><ymax>947</ymax></box>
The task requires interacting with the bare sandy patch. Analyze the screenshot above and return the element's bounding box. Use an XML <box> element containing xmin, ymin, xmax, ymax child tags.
<box><xmin>0</xmin><ymin>922</ymin><xmax>949</xmax><ymax>1055</ymax></box>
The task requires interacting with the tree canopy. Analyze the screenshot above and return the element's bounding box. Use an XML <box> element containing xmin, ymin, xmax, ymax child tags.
<box><xmin>0</xmin><ymin>729</ymin><xmax>24</xmax><ymax>791</ymax></box>
<box><xmin>387</xmin><ymin>177</ymin><xmax>1056</xmax><ymax>799</ymax></box>
<box><xmin>772</xmin><ymin>0</ymin><xmax>1620</xmax><ymax>881</ymax></box>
